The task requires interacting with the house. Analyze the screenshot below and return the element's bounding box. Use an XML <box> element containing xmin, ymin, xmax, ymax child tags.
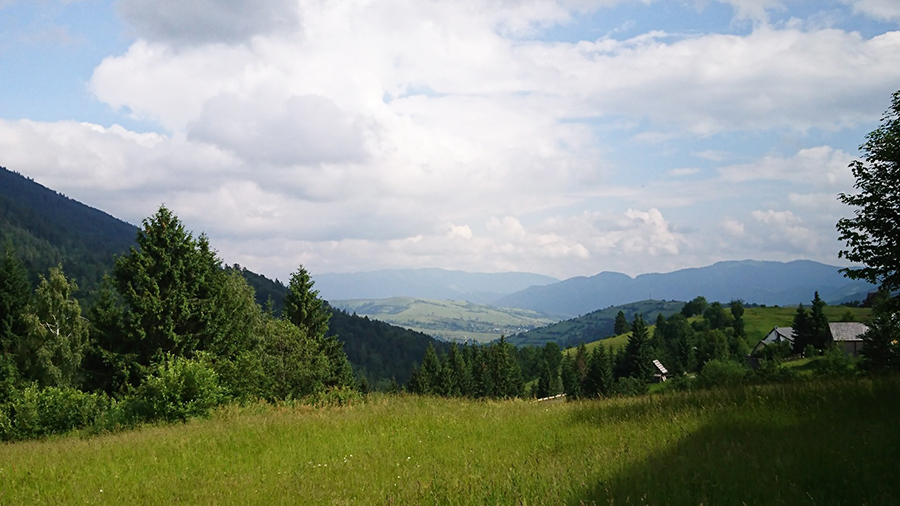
<box><xmin>652</xmin><ymin>359</ymin><xmax>668</xmax><ymax>382</ymax></box>
<box><xmin>752</xmin><ymin>323</ymin><xmax>869</xmax><ymax>357</ymax></box>
<box><xmin>752</xmin><ymin>326</ymin><xmax>794</xmax><ymax>355</ymax></box>
<box><xmin>828</xmin><ymin>322</ymin><xmax>868</xmax><ymax>357</ymax></box>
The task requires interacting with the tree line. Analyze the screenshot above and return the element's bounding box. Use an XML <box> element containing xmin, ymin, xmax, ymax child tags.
<box><xmin>0</xmin><ymin>206</ymin><xmax>355</xmax><ymax>441</ymax></box>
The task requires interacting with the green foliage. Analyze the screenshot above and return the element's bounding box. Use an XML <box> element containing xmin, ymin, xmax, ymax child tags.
<box><xmin>703</xmin><ymin>301</ymin><xmax>732</xmax><ymax>330</ymax></box>
<box><xmin>124</xmin><ymin>354</ymin><xmax>223</xmax><ymax>424</ymax></box>
<box><xmin>113</xmin><ymin>205</ymin><xmax>224</xmax><ymax>366</ymax></box>
<box><xmin>730</xmin><ymin>299</ymin><xmax>745</xmax><ymax>338</ymax></box>
<box><xmin>283</xmin><ymin>265</ymin><xmax>330</xmax><ymax>339</ymax></box>
<box><xmin>0</xmin><ymin>384</ymin><xmax>113</xmax><ymax>441</ymax></box>
<box><xmin>613</xmin><ymin>310</ymin><xmax>628</xmax><ymax>335</ymax></box>
<box><xmin>859</xmin><ymin>299</ymin><xmax>900</xmax><ymax>372</ymax></box>
<box><xmin>698</xmin><ymin>358</ymin><xmax>748</xmax><ymax>389</ymax></box>
<box><xmin>837</xmin><ymin>90</ymin><xmax>900</xmax><ymax>294</ymax></box>
<box><xmin>584</xmin><ymin>343</ymin><xmax>614</xmax><ymax>397</ymax></box>
<box><xmin>816</xmin><ymin>346</ymin><xmax>854</xmax><ymax>377</ymax></box>
<box><xmin>19</xmin><ymin>266</ymin><xmax>89</xmax><ymax>388</ymax></box>
<box><xmin>791</xmin><ymin>304</ymin><xmax>811</xmax><ymax>354</ymax></box>
<box><xmin>681</xmin><ymin>296</ymin><xmax>708</xmax><ymax>318</ymax></box>
<box><xmin>623</xmin><ymin>315</ymin><xmax>653</xmax><ymax>383</ymax></box>
<box><xmin>611</xmin><ymin>376</ymin><xmax>648</xmax><ymax>396</ymax></box>
<box><xmin>808</xmin><ymin>292</ymin><xmax>832</xmax><ymax>350</ymax></box>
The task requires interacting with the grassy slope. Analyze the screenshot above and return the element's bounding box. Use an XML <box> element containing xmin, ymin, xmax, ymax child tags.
<box><xmin>2</xmin><ymin>378</ymin><xmax>898</xmax><ymax>505</ymax></box>
<box><xmin>743</xmin><ymin>306</ymin><xmax>872</xmax><ymax>347</ymax></box>
<box><xmin>510</xmin><ymin>300</ymin><xmax>685</xmax><ymax>348</ymax></box>
<box><xmin>332</xmin><ymin>297</ymin><xmax>559</xmax><ymax>343</ymax></box>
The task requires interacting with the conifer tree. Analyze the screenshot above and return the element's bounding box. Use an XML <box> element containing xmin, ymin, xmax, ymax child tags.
<box><xmin>0</xmin><ymin>246</ymin><xmax>30</xmax><ymax>396</ymax></box>
<box><xmin>574</xmin><ymin>342</ymin><xmax>589</xmax><ymax>391</ymax></box>
<box><xmin>418</xmin><ymin>343</ymin><xmax>442</xmax><ymax>395</ymax></box>
<box><xmin>614</xmin><ymin>311</ymin><xmax>629</xmax><ymax>335</ymax></box>
<box><xmin>560</xmin><ymin>353</ymin><xmax>581</xmax><ymax>399</ymax></box>
<box><xmin>808</xmin><ymin>291</ymin><xmax>832</xmax><ymax>350</ymax></box>
<box><xmin>792</xmin><ymin>304</ymin><xmax>811</xmax><ymax>354</ymax></box>
<box><xmin>624</xmin><ymin>315</ymin><xmax>653</xmax><ymax>382</ymax></box>
<box><xmin>730</xmin><ymin>300</ymin><xmax>745</xmax><ymax>338</ymax></box>
<box><xmin>585</xmin><ymin>344</ymin><xmax>613</xmax><ymax>397</ymax></box>
<box><xmin>283</xmin><ymin>265</ymin><xmax>330</xmax><ymax>339</ymax></box>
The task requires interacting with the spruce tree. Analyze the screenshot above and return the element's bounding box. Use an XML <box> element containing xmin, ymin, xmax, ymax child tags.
<box><xmin>792</xmin><ymin>304</ymin><xmax>811</xmax><ymax>354</ymax></box>
<box><xmin>808</xmin><ymin>292</ymin><xmax>832</xmax><ymax>350</ymax></box>
<box><xmin>0</xmin><ymin>246</ymin><xmax>30</xmax><ymax>394</ymax></box>
<box><xmin>283</xmin><ymin>265</ymin><xmax>330</xmax><ymax>339</ymax></box>
<box><xmin>614</xmin><ymin>311</ymin><xmax>629</xmax><ymax>335</ymax></box>
<box><xmin>586</xmin><ymin>344</ymin><xmax>614</xmax><ymax>397</ymax></box>
<box><xmin>560</xmin><ymin>353</ymin><xmax>581</xmax><ymax>398</ymax></box>
<box><xmin>624</xmin><ymin>315</ymin><xmax>653</xmax><ymax>382</ymax></box>
<box><xmin>419</xmin><ymin>343</ymin><xmax>442</xmax><ymax>395</ymax></box>
<box><xmin>730</xmin><ymin>299</ymin><xmax>745</xmax><ymax>338</ymax></box>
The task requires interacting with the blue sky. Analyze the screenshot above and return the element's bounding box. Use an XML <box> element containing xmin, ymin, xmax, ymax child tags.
<box><xmin>1</xmin><ymin>0</ymin><xmax>899</xmax><ymax>280</ymax></box>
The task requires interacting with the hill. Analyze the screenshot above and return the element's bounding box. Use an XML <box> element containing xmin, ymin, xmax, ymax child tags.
<box><xmin>0</xmin><ymin>167</ymin><xmax>448</xmax><ymax>386</ymax></box>
<box><xmin>0</xmin><ymin>166</ymin><xmax>137</xmax><ymax>298</ymax></box>
<box><xmin>509</xmin><ymin>299</ymin><xmax>684</xmax><ymax>348</ymax></box>
<box><xmin>331</xmin><ymin>297</ymin><xmax>561</xmax><ymax>343</ymax></box>
<box><xmin>494</xmin><ymin>260</ymin><xmax>876</xmax><ymax>317</ymax></box>
<box><xmin>312</xmin><ymin>268</ymin><xmax>559</xmax><ymax>304</ymax></box>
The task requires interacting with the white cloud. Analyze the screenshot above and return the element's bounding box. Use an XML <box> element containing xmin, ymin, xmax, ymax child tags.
<box><xmin>843</xmin><ymin>0</ymin><xmax>900</xmax><ymax>22</ymax></box>
<box><xmin>668</xmin><ymin>168</ymin><xmax>700</xmax><ymax>176</ymax></box>
<box><xmin>718</xmin><ymin>146</ymin><xmax>855</xmax><ymax>188</ymax></box>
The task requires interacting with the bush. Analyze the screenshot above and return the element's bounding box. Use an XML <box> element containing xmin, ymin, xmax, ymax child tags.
<box><xmin>816</xmin><ymin>346</ymin><xmax>855</xmax><ymax>377</ymax></box>
<box><xmin>698</xmin><ymin>359</ymin><xmax>747</xmax><ymax>389</ymax></box>
<box><xmin>804</xmin><ymin>344</ymin><xmax>818</xmax><ymax>358</ymax></box>
<box><xmin>123</xmin><ymin>355</ymin><xmax>223</xmax><ymax>424</ymax></box>
<box><xmin>752</xmin><ymin>358</ymin><xmax>800</xmax><ymax>384</ymax></box>
<box><xmin>612</xmin><ymin>377</ymin><xmax>648</xmax><ymax>397</ymax></box>
<box><xmin>0</xmin><ymin>385</ymin><xmax>113</xmax><ymax>441</ymax></box>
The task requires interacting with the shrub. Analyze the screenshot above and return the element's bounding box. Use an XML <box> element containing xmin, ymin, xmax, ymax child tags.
<box><xmin>816</xmin><ymin>346</ymin><xmax>855</xmax><ymax>377</ymax></box>
<box><xmin>698</xmin><ymin>359</ymin><xmax>747</xmax><ymax>389</ymax></box>
<box><xmin>804</xmin><ymin>344</ymin><xmax>818</xmax><ymax>358</ymax></box>
<box><xmin>0</xmin><ymin>385</ymin><xmax>112</xmax><ymax>441</ymax></box>
<box><xmin>752</xmin><ymin>358</ymin><xmax>800</xmax><ymax>384</ymax></box>
<box><xmin>612</xmin><ymin>377</ymin><xmax>648</xmax><ymax>397</ymax></box>
<box><xmin>123</xmin><ymin>354</ymin><xmax>223</xmax><ymax>424</ymax></box>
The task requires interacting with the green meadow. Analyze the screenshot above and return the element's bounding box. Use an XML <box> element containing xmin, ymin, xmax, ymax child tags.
<box><xmin>2</xmin><ymin>376</ymin><xmax>898</xmax><ymax>505</ymax></box>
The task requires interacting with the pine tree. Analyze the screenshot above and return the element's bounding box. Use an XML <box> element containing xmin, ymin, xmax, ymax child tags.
<box><xmin>283</xmin><ymin>265</ymin><xmax>330</xmax><ymax>339</ymax></box>
<box><xmin>624</xmin><ymin>315</ymin><xmax>653</xmax><ymax>382</ymax></box>
<box><xmin>730</xmin><ymin>299</ymin><xmax>745</xmax><ymax>338</ymax></box>
<box><xmin>792</xmin><ymin>304</ymin><xmax>811</xmax><ymax>354</ymax></box>
<box><xmin>614</xmin><ymin>311</ymin><xmax>629</xmax><ymax>335</ymax></box>
<box><xmin>808</xmin><ymin>291</ymin><xmax>832</xmax><ymax>350</ymax></box>
<box><xmin>585</xmin><ymin>344</ymin><xmax>613</xmax><ymax>397</ymax></box>
<box><xmin>574</xmin><ymin>342</ymin><xmax>589</xmax><ymax>392</ymax></box>
<box><xmin>0</xmin><ymin>246</ymin><xmax>30</xmax><ymax>395</ymax></box>
<box><xmin>113</xmin><ymin>205</ymin><xmax>224</xmax><ymax>364</ymax></box>
<box><xmin>419</xmin><ymin>343</ymin><xmax>442</xmax><ymax>395</ymax></box>
<box><xmin>560</xmin><ymin>353</ymin><xmax>581</xmax><ymax>399</ymax></box>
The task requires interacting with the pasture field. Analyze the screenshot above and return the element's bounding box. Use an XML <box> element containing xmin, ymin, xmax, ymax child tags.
<box><xmin>2</xmin><ymin>376</ymin><xmax>898</xmax><ymax>505</ymax></box>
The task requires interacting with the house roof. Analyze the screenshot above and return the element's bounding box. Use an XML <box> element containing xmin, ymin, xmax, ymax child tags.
<box><xmin>762</xmin><ymin>327</ymin><xmax>794</xmax><ymax>344</ymax></box>
<box><xmin>652</xmin><ymin>359</ymin><xmax>668</xmax><ymax>375</ymax></box>
<box><xmin>829</xmin><ymin>322</ymin><xmax>868</xmax><ymax>342</ymax></box>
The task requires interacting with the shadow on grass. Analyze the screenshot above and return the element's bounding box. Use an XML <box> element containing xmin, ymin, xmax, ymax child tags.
<box><xmin>568</xmin><ymin>377</ymin><xmax>900</xmax><ymax>506</ymax></box>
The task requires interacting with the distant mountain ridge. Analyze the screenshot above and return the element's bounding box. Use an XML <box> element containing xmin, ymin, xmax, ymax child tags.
<box><xmin>313</xmin><ymin>268</ymin><xmax>559</xmax><ymax>304</ymax></box>
<box><xmin>494</xmin><ymin>260</ymin><xmax>876</xmax><ymax>317</ymax></box>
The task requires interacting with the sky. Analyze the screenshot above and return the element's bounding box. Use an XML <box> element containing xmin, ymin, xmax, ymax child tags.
<box><xmin>1</xmin><ymin>0</ymin><xmax>899</xmax><ymax>282</ymax></box>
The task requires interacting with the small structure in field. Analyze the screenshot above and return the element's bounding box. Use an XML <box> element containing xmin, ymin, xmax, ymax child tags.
<box><xmin>829</xmin><ymin>322</ymin><xmax>868</xmax><ymax>357</ymax></box>
<box><xmin>752</xmin><ymin>326</ymin><xmax>795</xmax><ymax>355</ymax></box>
<box><xmin>652</xmin><ymin>359</ymin><xmax>668</xmax><ymax>382</ymax></box>
<box><xmin>752</xmin><ymin>323</ymin><xmax>869</xmax><ymax>357</ymax></box>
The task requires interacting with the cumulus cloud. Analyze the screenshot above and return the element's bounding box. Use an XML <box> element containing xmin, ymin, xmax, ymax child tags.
<box><xmin>718</xmin><ymin>146</ymin><xmax>855</xmax><ymax>188</ymax></box>
<box><xmin>843</xmin><ymin>0</ymin><xmax>900</xmax><ymax>22</ymax></box>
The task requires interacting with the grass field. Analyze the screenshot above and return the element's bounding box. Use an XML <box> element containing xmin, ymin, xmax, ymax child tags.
<box><xmin>743</xmin><ymin>305</ymin><xmax>872</xmax><ymax>347</ymax></box>
<box><xmin>332</xmin><ymin>297</ymin><xmax>560</xmax><ymax>343</ymax></box>
<box><xmin>2</xmin><ymin>376</ymin><xmax>898</xmax><ymax>505</ymax></box>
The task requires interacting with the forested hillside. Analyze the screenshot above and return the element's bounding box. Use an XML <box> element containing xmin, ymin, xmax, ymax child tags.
<box><xmin>0</xmin><ymin>169</ymin><xmax>450</xmax><ymax>389</ymax></box>
<box><xmin>0</xmin><ymin>167</ymin><xmax>136</xmax><ymax>299</ymax></box>
<box><xmin>509</xmin><ymin>300</ymin><xmax>685</xmax><ymax>348</ymax></box>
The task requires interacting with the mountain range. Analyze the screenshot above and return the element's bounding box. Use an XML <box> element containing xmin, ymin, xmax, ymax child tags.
<box><xmin>312</xmin><ymin>269</ymin><xmax>558</xmax><ymax>304</ymax></box>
